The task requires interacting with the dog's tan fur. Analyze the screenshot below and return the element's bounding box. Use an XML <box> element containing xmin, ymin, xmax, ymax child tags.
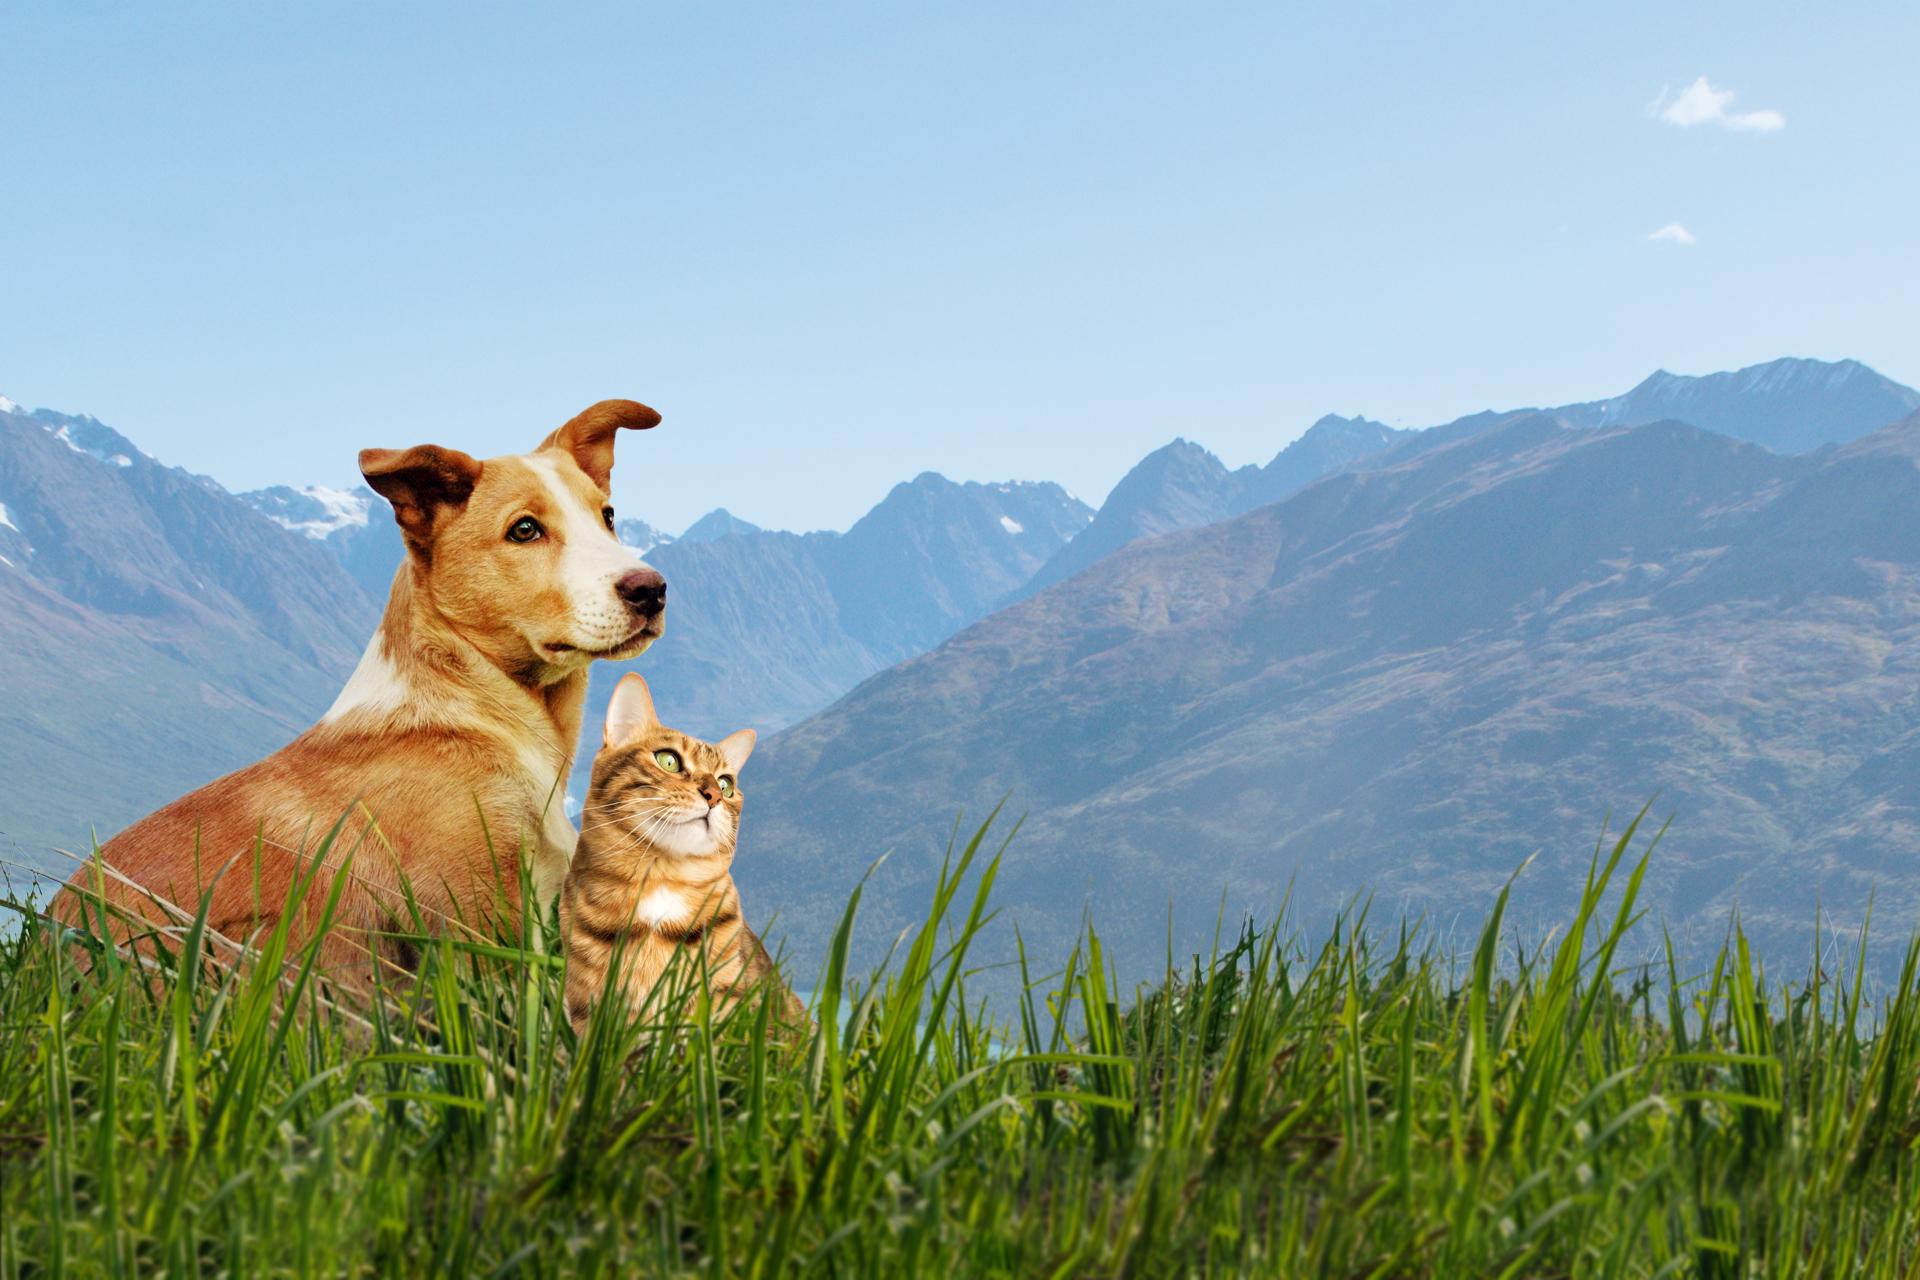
<box><xmin>55</xmin><ymin>400</ymin><xmax>666</xmax><ymax>974</ymax></box>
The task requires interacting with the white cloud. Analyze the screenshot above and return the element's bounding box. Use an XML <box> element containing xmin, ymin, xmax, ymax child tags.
<box><xmin>1647</xmin><ymin>223</ymin><xmax>1697</xmax><ymax>246</ymax></box>
<box><xmin>1652</xmin><ymin>77</ymin><xmax>1785</xmax><ymax>133</ymax></box>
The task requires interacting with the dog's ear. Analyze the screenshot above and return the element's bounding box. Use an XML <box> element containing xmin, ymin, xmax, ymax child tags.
<box><xmin>360</xmin><ymin>445</ymin><xmax>483</xmax><ymax>548</ymax></box>
<box><xmin>716</xmin><ymin>728</ymin><xmax>756</xmax><ymax>773</ymax></box>
<box><xmin>604</xmin><ymin>672</ymin><xmax>660</xmax><ymax>747</ymax></box>
<box><xmin>539</xmin><ymin>400</ymin><xmax>661</xmax><ymax>491</ymax></box>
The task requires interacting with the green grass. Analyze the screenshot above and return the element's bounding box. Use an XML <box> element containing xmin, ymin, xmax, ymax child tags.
<box><xmin>6</xmin><ymin>810</ymin><xmax>1920</xmax><ymax>1277</ymax></box>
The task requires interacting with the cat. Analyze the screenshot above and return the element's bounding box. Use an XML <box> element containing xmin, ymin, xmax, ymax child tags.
<box><xmin>561</xmin><ymin>672</ymin><xmax>807</xmax><ymax>1034</ymax></box>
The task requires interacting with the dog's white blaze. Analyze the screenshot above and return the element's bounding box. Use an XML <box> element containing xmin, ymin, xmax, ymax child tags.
<box><xmin>322</xmin><ymin>635</ymin><xmax>411</xmax><ymax>723</ymax></box>
<box><xmin>634</xmin><ymin>886</ymin><xmax>689</xmax><ymax>928</ymax></box>
<box><xmin>526</xmin><ymin>453</ymin><xmax>653</xmax><ymax>652</ymax></box>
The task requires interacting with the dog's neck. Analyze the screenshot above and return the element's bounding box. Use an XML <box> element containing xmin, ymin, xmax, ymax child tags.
<box><xmin>320</xmin><ymin>567</ymin><xmax>588</xmax><ymax>782</ymax></box>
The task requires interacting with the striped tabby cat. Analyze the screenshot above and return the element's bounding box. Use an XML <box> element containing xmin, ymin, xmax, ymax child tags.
<box><xmin>562</xmin><ymin>673</ymin><xmax>807</xmax><ymax>1032</ymax></box>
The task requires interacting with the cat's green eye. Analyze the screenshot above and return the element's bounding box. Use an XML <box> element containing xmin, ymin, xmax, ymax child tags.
<box><xmin>653</xmin><ymin>749</ymin><xmax>683</xmax><ymax>773</ymax></box>
<box><xmin>718</xmin><ymin>776</ymin><xmax>735</xmax><ymax>797</ymax></box>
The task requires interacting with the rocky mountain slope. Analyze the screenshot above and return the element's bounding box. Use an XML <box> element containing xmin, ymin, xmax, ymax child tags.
<box><xmin>737</xmin><ymin>406</ymin><xmax>1920</xmax><ymax>991</ymax></box>
<box><xmin>0</xmin><ymin>406</ymin><xmax>377</xmax><ymax>876</ymax></box>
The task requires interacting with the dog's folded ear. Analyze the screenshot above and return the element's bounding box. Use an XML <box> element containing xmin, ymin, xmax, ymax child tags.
<box><xmin>540</xmin><ymin>399</ymin><xmax>661</xmax><ymax>491</ymax></box>
<box><xmin>360</xmin><ymin>445</ymin><xmax>483</xmax><ymax>547</ymax></box>
<box><xmin>604</xmin><ymin>672</ymin><xmax>660</xmax><ymax>747</ymax></box>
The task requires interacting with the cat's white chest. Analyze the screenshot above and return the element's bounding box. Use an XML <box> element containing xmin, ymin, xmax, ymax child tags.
<box><xmin>633</xmin><ymin>886</ymin><xmax>689</xmax><ymax>929</ymax></box>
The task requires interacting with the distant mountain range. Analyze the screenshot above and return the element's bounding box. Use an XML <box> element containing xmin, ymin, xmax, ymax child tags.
<box><xmin>1020</xmin><ymin>357</ymin><xmax>1920</xmax><ymax>600</ymax></box>
<box><xmin>1560</xmin><ymin>357</ymin><xmax>1920</xmax><ymax>453</ymax></box>
<box><xmin>739</xmin><ymin>398</ymin><xmax>1920</xmax><ymax>992</ymax></box>
<box><xmin>4</xmin><ymin>354</ymin><xmax>1917</xmax><ymax>979</ymax></box>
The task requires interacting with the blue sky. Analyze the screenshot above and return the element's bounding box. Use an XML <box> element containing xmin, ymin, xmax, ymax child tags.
<box><xmin>3</xmin><ymin>2</ymin><xmax>1915</xmax><ymax>533</ymax></box>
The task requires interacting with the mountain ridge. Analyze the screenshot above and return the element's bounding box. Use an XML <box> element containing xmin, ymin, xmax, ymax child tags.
<box><xmin>736</xmin><ymin>405</ymin><xmax>1920</xmax><ymax>991</ymax></box>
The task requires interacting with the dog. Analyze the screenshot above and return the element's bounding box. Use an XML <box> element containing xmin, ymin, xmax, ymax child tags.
<box><xmin>55</xmin><ymin>399</ymin><xmax>667</xmax><ymax>975</ymax></box>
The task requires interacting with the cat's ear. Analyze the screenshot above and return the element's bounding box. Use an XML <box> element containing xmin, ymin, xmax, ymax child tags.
<box><xmin>603</xmin><ymin>673</ymin><xmax>659</xmax><ymax>747</ymax></box>
<box><xmin>717</xmin><ymin>728</ymin><xmax>756</xmax><ymax>773</ymax></box>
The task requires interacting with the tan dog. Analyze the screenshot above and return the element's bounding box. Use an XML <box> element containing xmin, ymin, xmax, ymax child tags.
<box><xmin>56</xmin><ymin>400</ymin><xmax>667</xmax><ymax>975</ymax></box>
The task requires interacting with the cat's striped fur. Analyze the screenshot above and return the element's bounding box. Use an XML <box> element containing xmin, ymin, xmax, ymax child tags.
<box><xmin>561</xmin><ymin>673</ymin><xmax>806</xmax><ymax>1031</ymax></box>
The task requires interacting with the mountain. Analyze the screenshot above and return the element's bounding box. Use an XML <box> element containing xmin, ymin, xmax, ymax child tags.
<box><xmin>1559</xmin><ymin>357</ymin><xmax>1920</xmax><ymax>454</ymax></box>
<box><xmin>237</xmin><ymin>482</ymin><xmax>405</xmax><ymax>600</ymax></box>
<box><xmin>1020</xmin><ymin>441</ymin><xmax>1248</xmax><ymax>596</ymax></box>
<box><xmin>0</xmin><ymin>405</ymin><xmax>377</xmax><ymax>878</ymax></box>
<box><xmin>678</xmin><ymin>508</ymin><xmax>760</xmax><ymax>544</ymax></box>
<box><xmin>1237</xmin><ymin>413</ymin><xmax>1412</xmax><ymax>510</ymax></box>
<box><xmin>585</xmin><ymin>474</ymin><xmax>1093</xmax><ymax>743</ymax></box>
<box><xmin>819</xmin><ymin>474</ymin><xmax>1094</xmax><ymax>659</ymax></box>
<box><xmin>1022</xmin><ymin>415</ymin><xmax>1411</xmax><ymax>597</ymax></box>
<box><xmin>736</xmin><ymin>408</ymin><xmax>1920</xmax><ymax>993</ymax></box>
<box><xmin>608</xmin><ymin>518</ymin><xmax>667</xmax><ymax>553</ymax></box>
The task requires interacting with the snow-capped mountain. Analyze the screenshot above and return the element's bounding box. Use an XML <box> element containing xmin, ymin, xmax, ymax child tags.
<box><xmin>614</xmin><ymin>516</ymin><xmax>674</xmax><ymax>555</ymax></box>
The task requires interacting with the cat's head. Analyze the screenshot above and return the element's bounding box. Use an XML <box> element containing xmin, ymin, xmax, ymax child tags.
<box><xmin>586</xmin><ymin>673</ymin><xmax>755</xmax><ymax>859</ymax></box>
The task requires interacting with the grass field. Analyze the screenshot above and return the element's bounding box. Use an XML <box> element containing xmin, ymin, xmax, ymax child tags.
<box><xmin>7</xmin><ymin>811</ymin><xmax>1920</xmax><ymax>1277</ymax></box>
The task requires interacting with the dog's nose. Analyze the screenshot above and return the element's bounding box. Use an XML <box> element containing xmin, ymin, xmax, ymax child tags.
<box><xmin>616</xmin><ymin>568</ymin><xmax>667</xmax><ymax>618</ymax></box>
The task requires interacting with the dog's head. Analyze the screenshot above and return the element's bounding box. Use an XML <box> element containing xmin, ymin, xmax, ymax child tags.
<box><xmin>360</xmin><ymin>400</ymin><xmax>667</xmax><ymax>681</ymax></box>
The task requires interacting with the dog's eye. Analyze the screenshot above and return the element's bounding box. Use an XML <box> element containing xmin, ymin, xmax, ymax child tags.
<box><xmin>717</xmin><ymin>775</ymin><xmax>735</xmax><ymax>798</ymax></box>
<box><xmin>602</xmin><ymin>506</ymin><xmax>616</xmax><ymax>533</ymax></box>
<box><xmin>506</xmin><ymin>517</ymin><xmax>544</xmax><ymax>544</ymax></box>
<box><xmin>654</xmin><ymin>749</ymin><xmax>683</xmax><ymax>773</ymax></box>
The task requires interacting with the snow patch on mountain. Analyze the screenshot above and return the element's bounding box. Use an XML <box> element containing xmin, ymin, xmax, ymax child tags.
<box><xmin>0</xmin><ymin>503</ymin><xmax>16</xmax><ymax>533</ymax></box>
<box><xmin>31</xmin><ymin>414</ymin><xmax>151</xmax><ymax>468</ymax></box>
<box><xmin>615</xmin><ymin>517</ymin><xmax>674</xmax><ymax>555</ymax></box>
<box><xmin>293</xmin><ymin>486</ymin><xmax>371</xmax><ymax>535</ymax></box>
<box><xmin>0</xmin><ymin>395</ymin><xmax>21</xmax><ymax>416</ymax></box>
<box><xmin>999</xmin><ymin>515</ymin><xmax>1024</xmax><ymax>534</ymax></box>
<box><xmin>240</xmin><ymin>485</ymin><xmax>373</xmax><ymax>539</ymax></box>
